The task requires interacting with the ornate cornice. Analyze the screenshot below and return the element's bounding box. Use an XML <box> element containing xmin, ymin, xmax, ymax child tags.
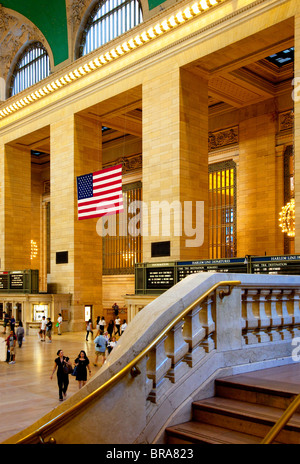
<box><xmin>208</xmin><ymin>126</ymin><xmax>238</xmax><ymax>152</ymax></box>
<box><xmin>279</xmin><ymin>110</ymin><xmax>294</xmax><ymax>133</ymax></box>
<box><xmin>0</xmin><ymin>6</ymin><xmax>45</xmax><ymax>82</ymax></box>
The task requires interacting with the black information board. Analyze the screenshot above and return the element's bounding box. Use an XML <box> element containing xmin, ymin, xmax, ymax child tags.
<box><xmin>251</xmin><ymin>255</ymin><xmax>300</xmax><ymax>275</ymax></box>
<box><xmin>135</xmin><ymin>255</ymin><xmax>300</xmax><ymax>294</ymax></box>
<box><xmin>177</xmin><ymin>258</ymin><xmax>247</xmax><ymax>280</ymax></box>
<box><xmin>0</xmin><ymin>270</ymin><xmax>39</xmax><ymax>293</ymax></box>
<box><xmin>146</xmin><ymin>267</ymin><xmax>175</xmax><ymax>289</ymax></box>
<box><xmin>10</xmin><ymin>273</ymin><xmax>24</xmax><ymax>289</ymax></box>
<box><xmin>0</xmin><ymin>272</ymin><xmax>9</xmax><ymax>290</ymax></box>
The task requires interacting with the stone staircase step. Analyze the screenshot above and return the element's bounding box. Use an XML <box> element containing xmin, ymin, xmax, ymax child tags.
<box><xmin>192</xmin><ymin>397</ymin><xmax>300</xmax><ymax>443</ymax></box>
<box><xmin>165</xmin><ymin>368</ymin><xmax>300</xmax><ymax>444</ymax></box>
<box><xmin>165</xmin><ymin>421</ymin><xmax>267</xmax><ymax>444</ymax></box>
<box><xmin>216</xmin><ymin>376</ymin><xmax>299</xmax><ymax>410</ymax></box>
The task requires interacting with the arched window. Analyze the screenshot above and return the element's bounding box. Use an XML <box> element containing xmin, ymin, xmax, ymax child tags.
<box><xmin>9</xmin><ymin>42</ymin><xmax>50</xmax><ymax>97</ymax></box>
<box><xmin>79</xmin><ymin>0</ymin><xmax>143</xmax><ymax>57</ymax></box>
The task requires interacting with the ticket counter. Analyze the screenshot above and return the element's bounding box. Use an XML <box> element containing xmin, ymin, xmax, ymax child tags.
<box><xmin>0</xmin><ymin>293</ymin><xmax>71</xmax><ymax>335</ymax></box>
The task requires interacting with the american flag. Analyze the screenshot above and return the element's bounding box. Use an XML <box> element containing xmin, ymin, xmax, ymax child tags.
<box><xmin>77</xmin><ymin>164</ymin><xmax>123</xmax><ymax>220</ymax></box>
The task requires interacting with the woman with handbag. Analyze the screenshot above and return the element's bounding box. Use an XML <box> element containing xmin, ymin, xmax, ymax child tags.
<box><xmin>50</xmin><ymin>349</ymin><xmax>72</xmax><ymax>401</ymax></box>
<box><xmin>74</xmin><ymin>350</ymin><xmax>91</xmax><ymax>389</ymax></box>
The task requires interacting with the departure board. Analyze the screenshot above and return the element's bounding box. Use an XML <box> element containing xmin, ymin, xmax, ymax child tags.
<box><xmin>146</xmin><ymin>267</ymin><xmax>175</xmax><ymax>290</ymax></box>
<box><xmin>0</xmin><ymin>272</ymin><xmax>9</xmax><ymax>290</ymax></box>
<box><xmin>0</xmin><ymin>270</ymin><xmax>39</xmax><ymax>293</ymax></box>
<box><xmin>251</xmin><ymin>255</ymin><xmax>300</xmax><ymax>274</ymax></box>
<box><xmin>135</xmin><ymin>255</ymin><xmax>300</xmax><ymax>295</ymax></box>
<box><xmin>177</xmin><ymin>258</ymin><xmax>247</xmax><ymax>280</ymax></box>
<box><xmin>10</xmin><ymin>273</ymin><xmax>24</xmax><ymax>289</ymax></box>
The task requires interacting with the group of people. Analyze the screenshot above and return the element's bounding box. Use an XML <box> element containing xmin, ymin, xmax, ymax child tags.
<box><xmin>2</xmin><ymin>306</ymin><xmax>128</xmax><ymax>402</ymax></box>
<box><xmin>50</xmin><ymin>349</ymin><xmax>93</xmax><ymax>400</ymax></box>
<box><xmin>86</xmin><ymin>315</ymin><xmax>127</xmax><ymax>342</ymax></box>
<box><xmin>50</xmin><ymin>328</ymin><xmax>116</xmax><ymax>401</ymax></box>
<box><xmin>38</xmin><ymin>316</ymin><xmax>53</xmax><ymax>342</ymax></box>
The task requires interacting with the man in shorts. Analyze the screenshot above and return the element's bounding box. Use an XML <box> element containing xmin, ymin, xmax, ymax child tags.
<box><xmin>93</xmin><ymin>331</ymin><xmax>107</xmax><ymax>367</ymax></box>
<box><xmin>39</xmin><ymin>316</ymin><xmax>47</xmax><ymax>341</ymax></box>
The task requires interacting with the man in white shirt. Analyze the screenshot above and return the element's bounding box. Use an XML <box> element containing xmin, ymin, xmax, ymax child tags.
<box><xmin>57</xmin><ymin>313</ymin><xmax>63</xmax><ymax>335</ymax></box>
<box><xmin>40</xmin><ymin>316</ymin><xmax>47</xmax><ymax>341</ymax></box>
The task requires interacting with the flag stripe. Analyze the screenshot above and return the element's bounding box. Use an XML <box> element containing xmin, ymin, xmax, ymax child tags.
<box><xmin>78</xmin><ymin>198</ymin><xmax>123</xmax><ymax>211</ymax></box>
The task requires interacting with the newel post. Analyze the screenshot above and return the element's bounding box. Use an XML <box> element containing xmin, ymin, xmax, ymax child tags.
<box><xmin>215</xmin><ymin>285</ymin><xmax>242</xmax><ymax>352</ymax></box>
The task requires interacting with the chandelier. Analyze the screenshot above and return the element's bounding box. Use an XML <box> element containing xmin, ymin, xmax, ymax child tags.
<box><xmin>279</xmin><ymin>199</ymin><xmax>295</xmax><ymax>237</ymax></box>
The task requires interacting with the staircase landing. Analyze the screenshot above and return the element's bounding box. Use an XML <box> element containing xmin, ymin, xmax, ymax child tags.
<box><xmin>166</xmin><ymin>363</ymin><xmax>300</xmax><ymax>444</ymax></box>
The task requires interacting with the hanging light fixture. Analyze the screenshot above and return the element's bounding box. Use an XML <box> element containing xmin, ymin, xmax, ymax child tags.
<box><xmin>279</xmin><ymin>198</ymin><xmax>295</xmax><ymax>237</ymax></box>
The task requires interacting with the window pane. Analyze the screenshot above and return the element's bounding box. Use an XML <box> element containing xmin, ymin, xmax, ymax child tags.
<box><xmin>80</xmin><ymin>0</ymin><xmax>143</xmax><ymax>57</ymax></box>
<box><xmin>10</xmin><ymin>43</ymin><xmax>50</xmax><ymax>97</ymax></box>
<box><xmin>103</xmin><ymin>181</ymin><xmax>142</xmax><ymax>274</ymax></box>
<box><xmin>209</xmin><ymin>161</ymin><xmax>236</xmax><ymax>259</ymax></box>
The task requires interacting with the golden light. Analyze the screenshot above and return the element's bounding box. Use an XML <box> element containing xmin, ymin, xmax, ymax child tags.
<box><xmin>31</xmin><ymin>240</ymin><xmax>38</xmax><ymax>260</ymax></box>
<box><xmin>0</xmin><ymin>0</ymin><xmax>227</xmax><ymax>120</ymax></box>
<box><xmin>279</xmin><ymin>199</ymin><xmax>295</xmax><ymax>237</ymax></box>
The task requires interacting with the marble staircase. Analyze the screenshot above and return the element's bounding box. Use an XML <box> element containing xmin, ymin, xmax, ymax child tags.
<box><xmin>166</xmin><ymin>366</ymin><xmax>300</xmax><ymax>444</ymax></box>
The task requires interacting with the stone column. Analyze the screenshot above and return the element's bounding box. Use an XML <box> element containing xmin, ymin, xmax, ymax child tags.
<box><xmin>142</xmin><ymin>66</ymin><xmax>209</xmax><ymax>262</ymax></box>
<box><xmin>0</xmin><ymin>143</ymin><xmax>31</xmax><ymax>270</ymax></box>
<box><xmin>49</xmin><ymin>114</ymin><xmax>102</xmax><ymax>331</ymax></box>
<box><xmin>237</xmin><ymin>105</ymin><xmax>278</xmax><ymax>256</ymax></box>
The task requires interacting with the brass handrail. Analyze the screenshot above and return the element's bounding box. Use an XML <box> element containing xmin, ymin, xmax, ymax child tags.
<box><xmin>261</xmin><ymin>393</ymin><xmax>300</xmax><ymax>444</ymax></box>
<box><xmin>15</xmin><ymin>279</ymin><xmax>241</xmax><ymax>444</ymax></box>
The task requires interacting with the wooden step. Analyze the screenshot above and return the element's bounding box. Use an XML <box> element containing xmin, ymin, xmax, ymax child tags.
<box><xmin>216</xmin><ymin>376</ymin><xmax>298</xmax><ymax>410</ymax></box>
<box><xmin>165</xmin><ymin>367</ymin><xmax>300</xmax><ymax>444</ymax></box>
<box><xmin>192</xmin><ymin>397</ymin><xmax>300</xmax><ymax>444</ymax></box>
<box><xmin>165</xmin><ymin>421</ymin><xmax>267</xmax><ymax>444</ymax></box>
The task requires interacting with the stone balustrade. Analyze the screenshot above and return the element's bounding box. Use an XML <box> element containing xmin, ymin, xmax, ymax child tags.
<box><xmin>8</xmin><ymin>272</ymin><xmax>300</xmax><ymax>444</ymax></box>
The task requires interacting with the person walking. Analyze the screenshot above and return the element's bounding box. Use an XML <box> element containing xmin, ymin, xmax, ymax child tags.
<box><xmin>86</xmin><ymin>319</ymin><xmax>93</xmax><ymax>341</ymax></box>
<box><xmin>74</xmin><ymin>350</ymin><xmax>91</xmax><ymax>389</ymax></box>
<box><xmin>10</xmin><ymin>316</ymin><xmax>16</xmax><ymax>334</ymax></box>
<box><xmin>57</xmin><ymin>313</ymin><xmax>63</xmax><ymax>335</ymax></box>
<box><xmin>121</xmin><ymin>319</ymin><xmax>127</xmax><ymax>335</ymax></box>
<box><xmin>3</xmin><ymin>312</ymin><xmax>9</xmax><ymax>334</ymax></box>
<box><xmin>114</xmin><ymin>316</ymin><xmax>121</xmax><ymax>337</ymax></box>
<box><xmin>94</xmin><ymin>331</ymin><xmax>107</xmax><ymax>366</ymax></box>
<box><xmin>107</xmin><ymin>319</ymin><xmax>114</xmax><ymax>339</ymax></box>
<box><xmin>46</xmin><ymin>317</ymin><xmax>52</xmax><ymax>342</ymax></box>
<box><xmin>107</xmin><ymin>336</ymin><xmax>117</xmax><ymax>354</ymax></box>
<box><xmin>16</xmin><ymin>321</ymin><xmax>24</xmax><ymax>348</ymax></box>
<box><xmin>96</xmin><ymin>316</ymin><xmax>100</xmax><ymax>331</ymax></box>
<box><xmin>50</xmin><ymin>350</ymin><xmax>71</xmax><ymax>401</ymax></box>
<box><xmin>5</xmin><ymin>330</ymin><xmax>17</xmax><ymax>364</ymax></box>
<box><xmin>39</xmin><ymin>316</ymin><xmax>47</xmax><ymax>341</ymax></box>
<box><xmin>99</xmin><ymin>316</ymin><xmax>106</xmax><ymax>332</ymax></box>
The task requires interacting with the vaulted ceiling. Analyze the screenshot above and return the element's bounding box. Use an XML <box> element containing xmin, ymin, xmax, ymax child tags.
<box><xmin>1</xmin><ymin>0</ymin><xmax>163</xmax><ymax>67</ymax></box>
<box><xmin>3</xmin><ymin>5</ymin><xmax>294</xmax><ymax>160</ymax></box>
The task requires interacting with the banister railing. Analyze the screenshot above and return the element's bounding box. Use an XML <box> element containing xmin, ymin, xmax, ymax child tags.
<box><xmin>15</xmin><ymin>279</ymin><xmax>241</xmax><ymax>444</ymax></box>
<box><xmin>261</xmin><ymin>394</ymin><xmax>300</xmax><ymax>444</ymax></box>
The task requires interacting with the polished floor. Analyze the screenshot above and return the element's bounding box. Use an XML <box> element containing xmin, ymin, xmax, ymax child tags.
<box><xmin>2</xmin><ymin>328</ymin><xmax>300</xmax><ymax>444</ymax></box>
<box><xmin>0</xmin><ymin>329</ymin><xmax>104</xmax><ymax>443</ymax></box>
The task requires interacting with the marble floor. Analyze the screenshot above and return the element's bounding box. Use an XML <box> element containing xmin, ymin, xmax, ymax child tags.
<box><xmin>0</xmin><ymin>329</ymin><xmax>103</xmax><ymax>443</ymax></box>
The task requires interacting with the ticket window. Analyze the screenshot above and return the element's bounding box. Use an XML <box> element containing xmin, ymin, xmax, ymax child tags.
<box><xmin>33</xmin><ymin>304</ymin><xmax>48</xmax><ymax>322</ymax></box>
<box><xmin>85</xmin><ymin>305</ymin><xmax>92</xmax><ymax>322</ymax></box>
